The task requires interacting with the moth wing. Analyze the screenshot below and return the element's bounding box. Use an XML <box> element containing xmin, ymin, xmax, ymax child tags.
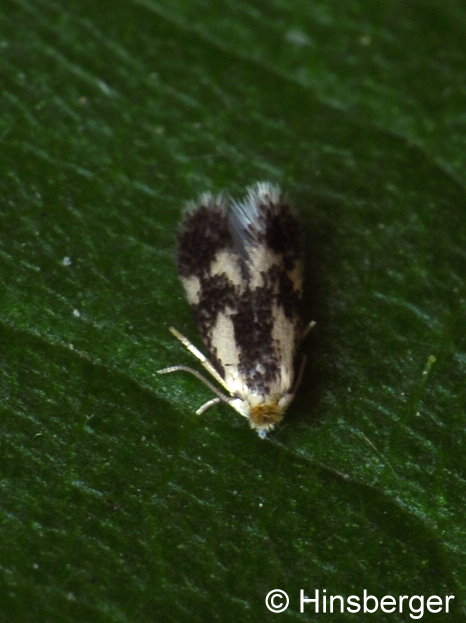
<box><xmin>176</xmin><ymin>183</ymin><xmax>304</xmax><ymax>402</ymax></box>
<box><xmin>227</xmin><ymin>182</ymin><xmax>305</xmax><ymax>398</ymax></box>
<box><xmin>176</xmin><ymin>193</ymin><xmax>246</xmax><ymax>383</ymax></box>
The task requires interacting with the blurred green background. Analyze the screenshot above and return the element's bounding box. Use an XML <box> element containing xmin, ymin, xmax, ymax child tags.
<box><xmin>1</xmin><ymin>1</ymin><xmax>465</xmax><ymax>621</ymax></box>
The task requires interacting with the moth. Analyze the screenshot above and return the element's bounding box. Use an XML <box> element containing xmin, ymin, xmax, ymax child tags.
<box><xmin>158</xmin><ymin>182</ymin><xmax>313</xmax><ymax>437</ymax></box>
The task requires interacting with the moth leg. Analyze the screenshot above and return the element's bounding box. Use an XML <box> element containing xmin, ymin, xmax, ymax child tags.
<box><xmin>196</xmin><ymin>397</ymin><xmax>222</xmax><ymax>415</ymax></box>
<box><xmin>292</xmin><ymin>354</ymin><xmax>307</xmax><ymax>395</ymax></box>
<box><xmin>161</xmin><ymin>326</ymin><xmax>230</xmax><ymax>393</ymax></box>
<box><xmin>302</xmin><ymin>320</ymin><xmax>316</xmax><ymax>338</ymax></box>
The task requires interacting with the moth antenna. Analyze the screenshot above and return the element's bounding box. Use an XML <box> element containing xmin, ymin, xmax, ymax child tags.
<box><xmin>167</xmin><ymin>326</ymin><xmax>229</xmax><ymax>391</ymax></box>
<box><xmin>196</xmin><ymin>397</ymin><xmax>222</xmax><ymax>415</ymax></box>
<box><xmin>157</xmin><ymin>365</ymin><xmax>231</xmax><ymax>404</ymax></box>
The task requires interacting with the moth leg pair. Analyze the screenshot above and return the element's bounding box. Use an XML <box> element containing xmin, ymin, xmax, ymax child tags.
<box><xmin>157</xmin><ymin>326</ymin><xmax>232</xmax><ymax>414</ymax></box>
<box><xmin>288</xmin><ymin>320</ymin><xmax>315</xmax><ymax>396</ymax></box>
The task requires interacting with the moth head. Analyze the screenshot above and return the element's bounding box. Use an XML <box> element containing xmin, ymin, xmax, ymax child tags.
<box><xmin>230</xmin><ymin>392</ymin><xmax>294</xmax><ymax>438</ymax></box>
<box><xmin>248</xmin><ymin>402</ymin><xmax>284</xmax><ymax>437</ymax></box>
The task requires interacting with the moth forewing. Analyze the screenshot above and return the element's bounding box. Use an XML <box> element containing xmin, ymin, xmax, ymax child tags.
<box><xmin>158</xmin><ymin>182</ymin><xmax>307</xmax><ymax>437</ymax></box>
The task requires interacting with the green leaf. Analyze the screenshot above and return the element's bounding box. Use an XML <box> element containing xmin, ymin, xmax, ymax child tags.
<box><xmin>1</xmin><ymin>1</ymin><xmax>464</xmax><ymax>621</ymax></box>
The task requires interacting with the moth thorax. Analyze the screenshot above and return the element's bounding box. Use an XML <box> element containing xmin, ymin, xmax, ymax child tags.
<box><xmin>248</xmin><ymin>402</ymin><xmax>284</xmax><ymax>432</ymax></box>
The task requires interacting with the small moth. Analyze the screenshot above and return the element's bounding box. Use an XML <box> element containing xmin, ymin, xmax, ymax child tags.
<box><xmin>158</xmin><ymin>182</ymin><xmax>314</xmax><ymax>438</ymax></box>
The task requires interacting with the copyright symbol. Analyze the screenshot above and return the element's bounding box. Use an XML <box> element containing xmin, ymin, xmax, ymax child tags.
<box><xmin>265</xmin><ymin>589</ymin><xmax>289</xmax><ymax>613</ymax></box>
